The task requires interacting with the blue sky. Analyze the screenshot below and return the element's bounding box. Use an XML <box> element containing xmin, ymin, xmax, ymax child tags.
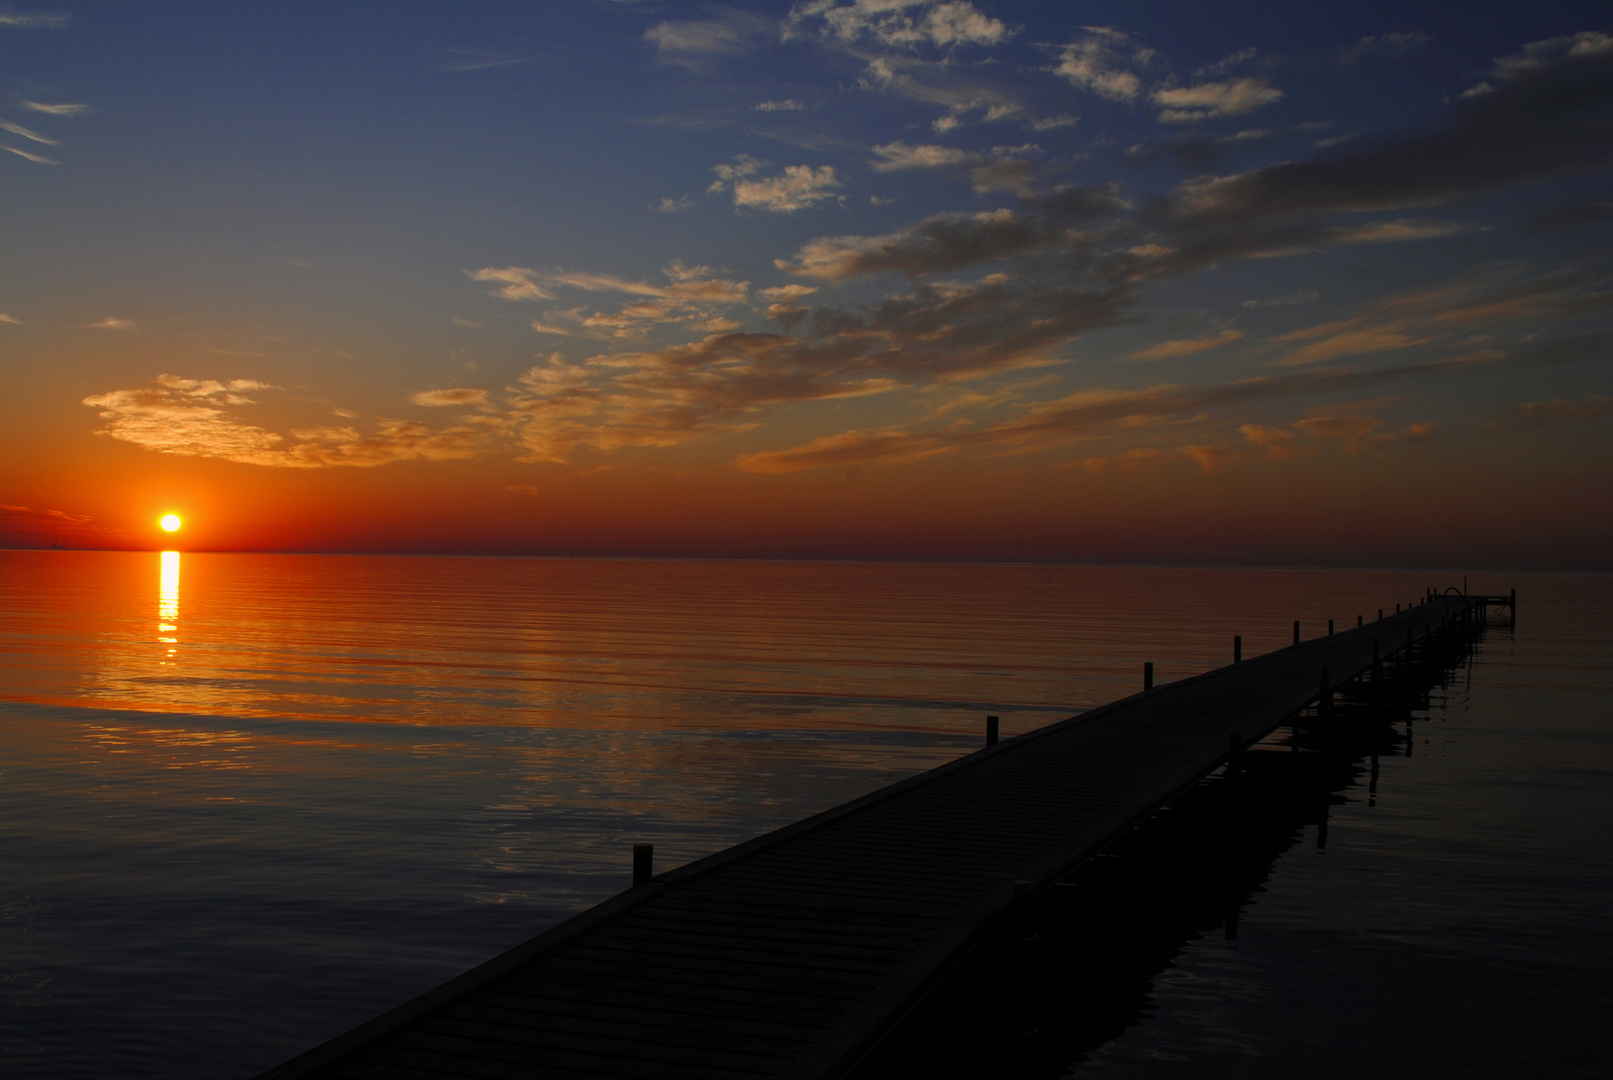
<box><xmin>1</xmin><ymin>1</ymin><xmax>1610</xmax><ymax>564</ymax></box>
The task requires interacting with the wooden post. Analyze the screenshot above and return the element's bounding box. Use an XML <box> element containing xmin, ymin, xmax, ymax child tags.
<box><xmin>1328</xmin><ymin>619</ymin><xmax>1334</xmax><ymax>635</ymax></box>
<box><xmin>633</xmin><ymin>843</ymin><xmax>653</xmax><ymax>886</ymax></box>
<box><xmin>1379</xmin><ymin>608</ymin><xmax>1383</xmax><ymax>620</ymax></box>
<box><xmin>1143</xmin><ymin>662</ymin><xmax>1154</xmax><ymax>690</ymax></box>
<box><xmin>986</xmin><ymin>715</ymin><xmax>999</xmax><ymax>746</ymax></box>
<box><xmin>1319</xmin><ymin>667</ymin><xmax>1331</xmax><ymax>717</ymax></box>
<box><xmin>1233</xmin><ymin>635</ymin><xmax>1242</xmax><ymax>664</ymax></box>
<box><xmin>1357</xmin><ymin>615</ymin><xmax>1363</xmax><ymax>627</ymax></box>
<box><xmin>1293</xmin><ymin>620</ymin><xmax>1300</xmax><ymax>645</ymax></box>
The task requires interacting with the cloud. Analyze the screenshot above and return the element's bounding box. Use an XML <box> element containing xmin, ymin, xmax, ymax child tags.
<box><xmin>434</xmin><ymin>47</ymin><xmax>531</xmax><ymax>72</ymax></box>
<box><xmin>1340</xmin><ymin>32</ymin><xmax>1431</xmax><ymax>64</ymax></box>
<box><xmin>1154</xmin><ymin>77</ymin><xmax>1283</xmax><ymax>123</ymax></box>
<box><xmin>1242</xmin><ymin>290</ymin><xmax>1319</xmax><ymax>309</ymax></box>
<box><xmin>777</xmin><ymin>183</ymin><xmax>1129</xmax><ymax>280</ymax></box>
<box><xmin>652</xmin><ymin>195</ymin><xmax>694</xmax><ymax>213</ymax></box>
<box><xmin>722</xmin><ymin>337</ymin><xmax>1558</xmax><ymax>474</ymax></box>
<box><xmin>855</xmin><ymin>51</ymin><xmax>1024</xmax><ymax>130</ymax></box>
<box><xmin>1029</xmin><ymin>113</ymin><xmax>1078</xmax><ymax>131</ymax></box>
<box><xmin>0</xmin><ymin>118</ymin><xmax>57</xmax><ymax>144</ymax></box>
<box><xmin>1292</xmin><ymin>414</ymin><xmax>1385</xmax><ymax>452</ymax></box>
<box><xmin>755</xmin><ymin>99</ymin><xmax>805</xmax><ymax>112</ymax></box>
<box><xmin>1166</xmin><ymin>40</ymin><xmax>1613</xmax><ymax>238</ymax></box>
<box><xmin>0</xmin><ymin>503</ymin><xmax>129</xmax><ymax>548</ymax></box>
<box><xmin>645</xmin><ymin>10</ymin><xmax>773</xmax><ymax>68</ymax></box>
<box><xmin>474</xmin><ymin>262</ymin><xmax>750</xmax><ymax>340</ymax></box>
<box><xmin>1271</xmin><ymin>266</ymin><xmax>1613</xmax><ymax>367</ymax></box>
<box><xmin>1496</xmin><ymin>395</ymin><xmax>1613</xmax><ymax>429</ymax></box>
<box><xmin>411</xmin><ymin>388</ymin><xmax>490</xmax><ymax>408</ymax></box>
<box><xmin>1131</xmin><ymin>328</ymin><xmax>1245</xmax><ymax>360</ymax></box>
<box><xmin>0</xmin><ymin>12</ymin><xmax>69</xmax><ymax>29</ymax></box>
<box><xmin>0</xmin><ymin>312</ymin><xmax>23</xmax><ymax>324</ymax></box>
<box><xmin>470</xmin><ymin>266</ymin><xmax>554</xmax><ymax>301</ymax></box>
<box><xmin>869</xmin><ymin>140</ymin><xmax>976</xmax><ymax>171</ymax></box>
<box><xmin>760</xmin><ymin>284</ymin><xmax>818</xmax><ymax>301</ymax></box>
<box><xmin>1055</xmin><ymin>28</ymin><xmax>1151</xmax><ymax>102</ymax></box>
<box><xmin>869</xmin><ymin>139</ymin><xmax>1042</xmax><ymax>193</ymax></box>
<box><xmin>715</xmin><ymin>161</ymin><xmax>841</xmax><ymax>212</ymax></box>
<box><xmin>735</xmin><ymin>427</ymin><xmax>954</xmax><ymax>473</ymax></box>
<box><xmin>2</xmin><ymin>144</ymin><xmax>58</xmax><ymax>164</ymax></box>
<box><xmin>1523</xmin><ymin>200</ymin><xmax>1613</xmax><ymax>232</ymax></box>
<box><xmin>19</xmin><ymin>99</ymin><xmax>88</xmax><ymax>116</ymax></box>
<box><xmin>83</xmin><ymin>376</ymin><xmax>500</xmax><ymax>469</ymax></box>
<box><xmin>788</xmin><ymin>1</ymin><xmax>1010</xmax><ymax>50</ymax></box>
<box><xmin>88</xmin><ymin>317</ymin><xmax>135</xmax><ymax>331</ymax></box>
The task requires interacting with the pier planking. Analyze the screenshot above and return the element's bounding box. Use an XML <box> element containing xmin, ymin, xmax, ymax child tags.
<box><xmin>259</xmin><ymin>593</ymin><xmax>1496</xmax><ymax>1080</ymax></box>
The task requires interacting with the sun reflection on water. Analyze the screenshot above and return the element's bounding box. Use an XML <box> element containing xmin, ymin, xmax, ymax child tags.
<box><xmin>159</xmin><ymin>550</ymin><xmax>179</xmax><ymax>653</ymax></box>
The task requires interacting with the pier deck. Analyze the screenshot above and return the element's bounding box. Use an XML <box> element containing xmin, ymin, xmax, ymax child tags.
<box><xmin>261</xmin><ymin>595</ymin><xmax>1483</xmax><ymax>1080</ymax></box>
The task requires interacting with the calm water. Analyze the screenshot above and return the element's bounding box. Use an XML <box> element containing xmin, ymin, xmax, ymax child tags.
<box><xmin>0</xmin><ymin>552</ymin><xmax>1607</xmax><ymax>1077</ymax></box>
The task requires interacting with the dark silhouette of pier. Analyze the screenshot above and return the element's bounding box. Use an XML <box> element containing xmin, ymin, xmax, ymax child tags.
<box><xmin>258</xmin><ymin>589</ymin><xmax>1507</xmax><ymax>1080</ymax></box>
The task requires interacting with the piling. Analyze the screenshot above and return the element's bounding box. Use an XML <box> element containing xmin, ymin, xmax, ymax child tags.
<box><xmin>1233</xmin><ymin>635</ymin><xmax>1242</xmax><ymax>664</ymax></box>
<box><xmin>1293</xmin><ymin>620</ymin><xmax>1300</xmax><ymax>645</ymax></box>
<box><xmin>1143</xmin><ymin>662</ymin><xmax>1154</xmax><ymax>690</ymax></box>
<box><xmin>633</xmin><ymin>844</ymin><xmax>653</xmax><ymax>887</ymax></box>
<box><xmin>986</xmin><ymin>715</ymin><xmax>999</xmax><ymax>747</ymax></box>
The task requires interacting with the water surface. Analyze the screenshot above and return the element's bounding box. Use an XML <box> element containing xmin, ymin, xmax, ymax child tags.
<box><xmin>0</xmin><ymin>552</ymin><xmax>1603</xmax><ymax>1077</ymax></box>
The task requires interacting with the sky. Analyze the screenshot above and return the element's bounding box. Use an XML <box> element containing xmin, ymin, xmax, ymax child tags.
<box><xmin>1</xmin><ymin>1</ymin><xmax>1610</xmax><ymax>567</ymax></box>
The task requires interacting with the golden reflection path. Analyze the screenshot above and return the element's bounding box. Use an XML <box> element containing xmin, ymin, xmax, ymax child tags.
<box><xmin>159</xmin><ymin>550</ymin><xmax>179</xmax><ymax>656</ymax></box>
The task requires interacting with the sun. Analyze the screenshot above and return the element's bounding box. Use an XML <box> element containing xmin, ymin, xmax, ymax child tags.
<box><xmin>160</xmin><ymin>514</ymin><xmax>182</xmax><ymax>533</ymax></box>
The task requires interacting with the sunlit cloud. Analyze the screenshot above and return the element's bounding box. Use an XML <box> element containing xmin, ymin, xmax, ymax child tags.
<box><xmin>709</xmin><ymin>155</ymin><xmax>842</xmax><ymax>212</ymax></box>
<box><xmin>645</xmin><ymin>10</ymin><xmax>773</xmax><ymax>69</ymax></box>
<box><xmin>411</xmin><ymin>388</ymin><xmax>491</xmax><ymax>408</ymax></box>
<box><xmin>88</xmin><ymin>317</ymin><xmax>135</xmax><ymax>331</ymax></box>
<box><xmin>0</xmin><ymin>312</ymin><xmax>24</xmax><ymax>324</ymax></box>
<box><xmin>1054</xmin><ymin>27</ymin><xmax>1152</xmax><ymax>102</ymax></box>
<box><xmin>83</xmin><ymin>376</ymin><xmax>501</xmax><ymax>469</ymax></box>
<box><xmin>788</xmin><ymin>1</ymin><xmax>1010</xmax><ymax>50</ymax></box>
<box><xmin>2</xmin><ymin>144</ymin><xmax>58</xmax><ymax>164</ymax></box>
<box><xmin>18</xmin><ymin>99</ymin><xmax>88</xmax><ymax>116</ymax></box>
<box><xmin>1131</xmin><ymin>328</ymin><xmax>1245</xmax><ymax>360</ymax></box>
<box><xmin>1154</xmin><ymin>77</ymin><xmax>1283</xmax><ymax>123</ymax></box>
<box><xmin>0</xmin><ymin>118</ymin><xmax>57</xmax><ymax>144</ymax></box>
<box><xmin>755</xmin><ymin>98</ymin><xmax>805</xmax><ymax>112</ymax></box>
<box><xmin>0</xmin><ymin>11</ymin><xmax>70</xmax><ymax>29</ymax></box>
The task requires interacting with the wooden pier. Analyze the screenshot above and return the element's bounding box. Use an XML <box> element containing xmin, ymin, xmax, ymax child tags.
<box><xmin>259</xmin><ymin>592</ymin><xmax>1498</xmax><ymax>1080</ymax></box>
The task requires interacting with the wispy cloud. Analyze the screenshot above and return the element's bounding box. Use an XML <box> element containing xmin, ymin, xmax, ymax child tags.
<box><xmin>1495</xmin><ymin>395</ymin><xmax>1613</xmax><ymax>429</ymax></box>
<box><xmin>755</xmin><ymin>98</ymin><xmax>805</xmax><ymax>112</ymax></box>
<box><xmin>1340</xmin><ymin>32</ymin><xmax>1430</xmax><ymax>64</ymax></box>
<box><xmin>651</xmin><ymin>195</ymin><xmax>694</xmax><ymax>212</ymax></box>
<box><xmin>0</xmin><ymin>118</ymin><xmax>57</xmax><ymax>144</ymax></box>
<box><xmin>0</xmin><ymin>312</ymin><xmax>23</xmax><ymax>324</ymax></box>
<box><xmin>645</xmin><ymin>10</ymin><xmax>774</xmax><ymax>69</ymax></box>
<box><xmin>88</xmin><ymin>317</ymin><xmax>135</xmax><ymax>331</ymax></box>
<box><xmin>0</xmin><ymin>11</ymin><xmax>70</xmax><ymax>29</ymax></box>
<box><xmin>411</xmin><ymin>387</ymin><xmax>491</xmax><ymax>408</ymax></box>
<box><xmin>1131</xmin><ymin>328</ymin><xmax>1245</xmax><ymax>360</ymax></box>
<box><xmin>19</xmin><ymin>99</ymin><xmax>88</xmax><ymax>116</ymax></box>
<box><xmin>2</xmin><ymin>143</ymin><xmax>59</xmax><ymax>164</ymax></box>
<box><xmin>434</xmin><ymin>47</ymin><xmax>531</xmax><ymax>72</ymax></box>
